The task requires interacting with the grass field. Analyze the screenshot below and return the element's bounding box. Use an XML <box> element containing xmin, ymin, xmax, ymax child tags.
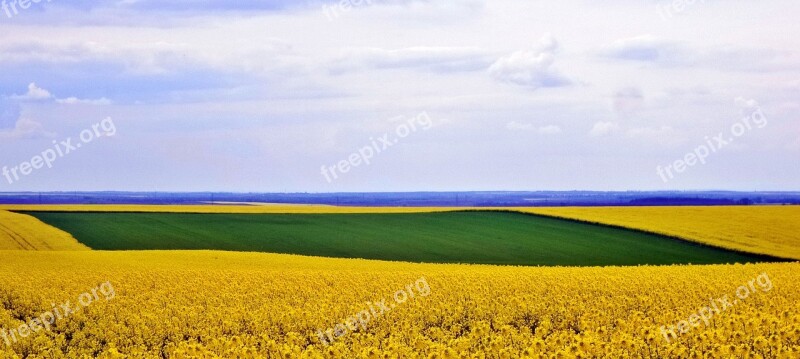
<box><xmin>6</xmin><ymin>204</ymin><xmax>800</xmax><ymax>261</ymax></box>
<box><xmin>24</xmin><ymin>210</ymin><xmax>779</xmax><ymax>266</ymax></box>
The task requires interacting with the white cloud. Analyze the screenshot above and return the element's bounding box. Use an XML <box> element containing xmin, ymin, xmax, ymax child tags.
<box><xmin>0</xmin><ymin>118</ymin><xmax>54</xmax><ymax>140</ymax></box>
<box><xmin>600</xmin><ymin>35</ymin><xmax>684</xmax><ymax>63</ymax></box>
<box><xmin>489</xmin><ymin>34</ymin><xmax>572</xmax><ymax>89</ymax></box>
<box><xmin>6</xmin><ymin>83</ymin><xmax>111</xmax><ymax>106</ymax></box>
<box><xmin>589</xmin><ymin>121</ymin><xmax>620</xmax><ymax>137</ymax></box>
<box><xmin>10</xmin><ymin>83</ymin><xmax>52</xmax><ymax>101</ymax></box>
<box><xmin>0</xmin><ymin>38</ymin><xmax>301</xmax><ymax>77</ymax></box>
<box><xmin>56</xmin><ymin>97</ymin><xmax>112</xmax><ymax>105</ymax></box>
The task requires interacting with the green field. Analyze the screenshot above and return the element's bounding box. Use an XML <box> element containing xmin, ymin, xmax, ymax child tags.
<box><xmin>25</xmin><ymin>211</ymin><xmax>779</xmax><ymax>266</ymax></box>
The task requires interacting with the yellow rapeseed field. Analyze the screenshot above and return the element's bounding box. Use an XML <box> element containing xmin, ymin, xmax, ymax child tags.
<box><xmin>0</xmin><ymin>251</ymin><xmax>798</xmax><ymax>358</ymax></box>
<box><xmin>0</xmin><ymin>211</ymin><xmax>88</xmax><ymax>251</ymax></box>
<box><xmin>1</xmin><ymin>206</ymin><xmax>799</xmax><ymax>357</ymax></box>
<box><xmin>517</xmin><ymin>206</ymin><xmax>800</xmax><ymax>261</ymax></box>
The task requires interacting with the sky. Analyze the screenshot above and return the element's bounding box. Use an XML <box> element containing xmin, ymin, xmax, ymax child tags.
<box><xmin>0</xmin><ymin>0</ymin><xmax>797</xmax><ymax>192</ymax></box>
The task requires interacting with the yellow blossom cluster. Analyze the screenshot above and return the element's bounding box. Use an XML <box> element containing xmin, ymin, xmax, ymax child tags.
<box><xmin>0</xmin><ymin>250</ymin><xmax>798</xmax><ymax>358</ymax></box>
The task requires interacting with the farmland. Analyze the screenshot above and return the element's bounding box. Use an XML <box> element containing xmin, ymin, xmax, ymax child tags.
<box><xmin>22</xmin><ymin>210</ymin><xmax>779</xmax><ymax>266</ymax></box>
<box><xmin>519</xmin><ymin>206</ymin><xmax>800</xmax><ymax>260</ymax></box>
<box><xmin>0</xmin><ymin>250</ymin><xmax>798</xmax><ymax>358</ymax></box>
<box><xmin>0</xmin><ymin>210</ymin><xmax>88</xmax><ymax>251</ymax></box>
<box><xmin>5</xmin><ymin>204</ymin><xmax>799</xmax><ymax>260</ymax></box>
<box><xmin>0</xmin><ymin>204</ymin><xmax>799</xmax><ymax>358</ymax></box>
